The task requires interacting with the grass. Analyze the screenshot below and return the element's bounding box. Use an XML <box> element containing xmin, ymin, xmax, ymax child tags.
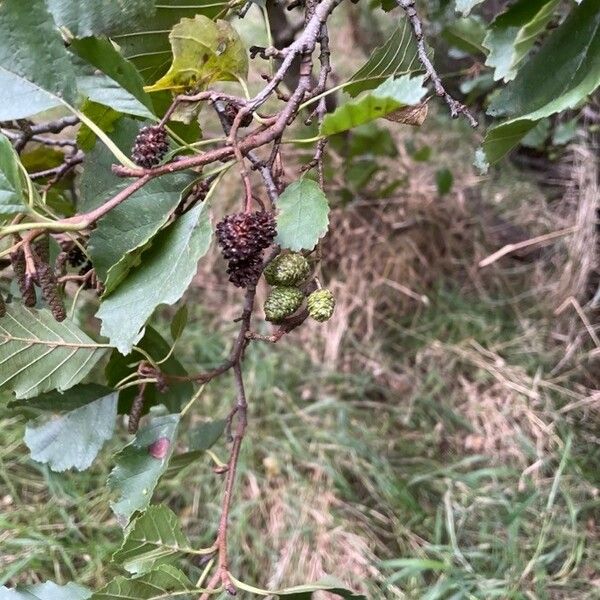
<box><xmin>2</xmin><ymin>271</ymin><xmax>599</xmax><ymax>598</ymax></box>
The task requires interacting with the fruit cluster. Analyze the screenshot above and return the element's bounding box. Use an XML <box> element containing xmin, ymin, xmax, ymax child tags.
<box><xmin>131</xmin><ymin>125</ymin><xmax>169</xmax><ymax>169</ymax></box>
<box><xmin>262</xmin><ymin>253</ymin><xmax>335</xmax><ymax>324</ymax></box>
<box><xmin>216</xmin><ymin>210</ymin><xmax>277</xmax><ymax>288</ymax></box>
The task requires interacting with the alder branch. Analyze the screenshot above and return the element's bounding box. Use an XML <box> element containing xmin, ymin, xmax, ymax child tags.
<box><xmin>4</xmin><ymin>115</ymin><xmax>80</xmax><ymax>153</ymax></box>
<box><xmin>396</xmin><ymin>0</ymin><xmax>478</xmax><ymax>128</ymax></box>
<box><xmin>0</xmin><ymin>2</ymin><xmax>342</xmax><ymax>594</ymax></box>
<box><xmin>1</xmin><ymin>129</ymin><xmax>77</xmax><ymax>149</ymax></box>
<box><xmin>0</xmin><ymin>0</ymin><xmax>341</xmax><ymax>259</ymax></box>
<box><xmin>29</xmin><ymin>151</ymin><xmax>84</xmax><ymax>183</ymax></box>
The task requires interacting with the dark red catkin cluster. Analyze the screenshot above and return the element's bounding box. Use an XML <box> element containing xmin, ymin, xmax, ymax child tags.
<box><xmin>216</xmin><ymin>211</ymin><xmax>276</xmax><ymax>288</ymax></box>
<box><xmin>131</xmin><ymin>125</ymin><xmax>169</xmax><ymax>168</ymax></box>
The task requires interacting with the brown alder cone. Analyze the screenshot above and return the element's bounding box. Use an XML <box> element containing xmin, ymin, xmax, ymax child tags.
<box><xmin>226</xmin><ymin>254</ymin><xmax>264</xmax><ymax>288</ymax></box>
<box><xmin>216</xmin><ymin>211</ymin><xmax>276</xmax><ymax>261</ymax></box>
<box><xmin>216</xmin><ymin>211</ymin><xmax>276</xmax><ymax>287</ymax></box>
<box><xmin>131</xmin><ymin>125</ymin><xmax>169</xmax><ymax>168</ymax></box>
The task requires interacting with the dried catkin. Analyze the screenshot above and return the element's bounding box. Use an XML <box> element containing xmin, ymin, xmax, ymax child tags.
<box><xmin>11</xmin><ymin>249</ymin><xmax>36</xmax><ymax>307</ymax></box>
<box><xmin>37</xmin><ymin>261</ymin><xmax>66</xmax><ymax>321</ymax></box>
<box><xmin>32</xmin><ymin>235</ymin><xmax>50</xmax><ymax>264</ymax></box>
<box><xmin>128</xmin><ymin>387</ymin><xmax>146</xmax><ymax>434</ymax></box>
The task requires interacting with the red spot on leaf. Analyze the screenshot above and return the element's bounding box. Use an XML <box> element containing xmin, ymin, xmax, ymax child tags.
<box><xmin>148</xmin><ymin>437</ymin><xmax>170</xmax><ymax>459</ymax></box>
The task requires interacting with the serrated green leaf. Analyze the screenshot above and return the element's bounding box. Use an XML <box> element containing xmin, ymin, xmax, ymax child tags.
<box><xmin>170</xmin><ymin>306</ymin><xmax>188</xmax><ymax>341</ymax></box>
<box><xmin>8</xmin><ymin>383</ymin><xmax>113</xmax><ymax>411</ymax></box>
<box><xmin>489</xmin><ymin>0</ymin><xmax>600</xmax><ymax>119</ymax></box>
<box><xmin>321</xmin><ymin>75</ymin><xmax>427</xmax><ymax>136</ymax></box>
<box><xmin>46</xmin><ymin>0</ymin><xmax>155</xmax><ymax>37</ymax></box>
<box><xmin>0</xmin><ymin>582</ymin><xmax>91</xmax><ymax>600</ymax></box>
<box><xmin>96</xmin><ymin>203</ymin><xmax>212</xmax><ymax>354</ymax></box>
<box><xmin>275</xmin><ymin>180</ymin><xmax>329</xmax><ymax>252</ymax></box>
<box><xmin>483</xmin><ymin>0</ymin><xmax>558</xmax><ymax>82</ymax></box>
<box><xmin>0</xmin><ymin>0</ymin><xmax>76</xmax><ymax>120</ymax></box>
<box><xmin>482</xmin><ymin>119</ymin><xmax>538</xmax><ymax>164</ymax></box>
<box><xmin>89</xmin><ymin>172</ymin><xmax>194</xmax><ymax>294</ymax></box>
<box><xmin>166</xmin><ymin>419</ymin><xmax>226</xmax><ymax>475</ymax></box>
<box><xmin>145</xmin><ymin>16</ymin><xmax>248</xmax><ymax>93</ymax></box>
<box><xmin>70</xmin><ymin>37</ymin><xmax>155</xmax><ymax>118</ymax></box>
<box><xmin>0</xmin><ymin>134</ymin><xmax>26</xmax><ymax>219</ymax></box>
<box><xmin>108</xmin><ymin>415</ymin><xmax>180</xmax><ymax>524</ymax></box>
<box><xmin>80</xmin><ymin>118</ymin><xmax>193</xmax><ymax>294</ymax></box>
<box><xmin>112</xmin><ymin>0</ymin><xmax>227</xmax><ymax>84</ymax></box>
<box><xmin>483</xmin><ymin>0</ymin><xmax>600</xmax><ymax>163</ymax></box>
<box><xmin>24</xmin><ymin>392</ymin><xmax>117</xmax><ymax>472</ymax></box>
<box><xmin>0</xmin><ymin>305</ymin><xmax>109</xmax><ymax>399</ymax></box>
<box><xmin>112</xmin><ymin>505</ymin><xmax>194</xmax><ymax>574</ymax></box>
<box><xmin>92</xmin><ymin>565</ymin><xmax>194</xmax><ymax>600</ymax></box>
<box><xmin>455</xmin><ymin>0</ymin><xmax>485</xmax><ymax>16</ymax></box>
<box><xmin>345</xmin><ymin>19</ymin><xmax>423</xmax><ymax>97</ymax></box>
<box><xmin>106</xmin><ymin>327</ymin><xmax>192</xmax><ymax>415</ymax></box>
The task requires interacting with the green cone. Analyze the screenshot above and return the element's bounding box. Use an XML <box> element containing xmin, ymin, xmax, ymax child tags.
<box><xmin>264</xmin><ymin>253</ymin><xmax>310</xmax><ymax>286</ymax></box>
<box><xmin>307</xmin><ymin>289</ymin><xmax>335</xmax><ymax>322</ymax></box>
<box><xmin>264</xmin><ymin>286</ymin><xmax>304</xmax><ymax>322</ymax></box>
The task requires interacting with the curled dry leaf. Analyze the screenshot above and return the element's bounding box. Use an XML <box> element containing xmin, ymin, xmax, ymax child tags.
<box><xmin>384</xmin><ymin>102</ymin><xmax>428</xmax><ymax>126</ymax></box>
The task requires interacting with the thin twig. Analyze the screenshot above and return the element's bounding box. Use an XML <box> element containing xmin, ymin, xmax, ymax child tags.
<box><xmin>11</xmin><ymin>115</ymin><xmax>79</xmax><ymax>153</ymax></box>
<box><xmin>30</xmin><ymin>151</ymin><xmax>84</xmax><ymax>184</ymax></box>
<box><xmin>396</xmin><ymin>0</ymin><xmax>478</xmax><ymax>127</ymax></box>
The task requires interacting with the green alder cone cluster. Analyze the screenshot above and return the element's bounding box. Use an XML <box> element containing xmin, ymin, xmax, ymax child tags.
<box><xmin>263</xmin><ymin>253</ymin><xmax>310</xmax><ymax>322</ymax></box>
<box><xmin>262</xmin><ymin>253</ymin><xmax>335</xmax><ymax>323</ymax></box>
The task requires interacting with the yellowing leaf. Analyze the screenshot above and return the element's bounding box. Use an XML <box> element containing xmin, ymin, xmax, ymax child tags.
<box><xmin>320</xmin><ymin>75</ymin><xmax>427</xmax><ymax>137</ymax></box>
<box><xmin>144</xmin><ymin>16</ymin><xmax>248</xmax><ymax>93</ymax></box>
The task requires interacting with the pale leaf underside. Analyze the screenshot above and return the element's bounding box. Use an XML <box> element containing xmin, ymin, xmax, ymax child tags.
<box><xmin>0</xmin><ymin>305</ymin><xmax>108</xmax><ymax>399</ymax></box>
